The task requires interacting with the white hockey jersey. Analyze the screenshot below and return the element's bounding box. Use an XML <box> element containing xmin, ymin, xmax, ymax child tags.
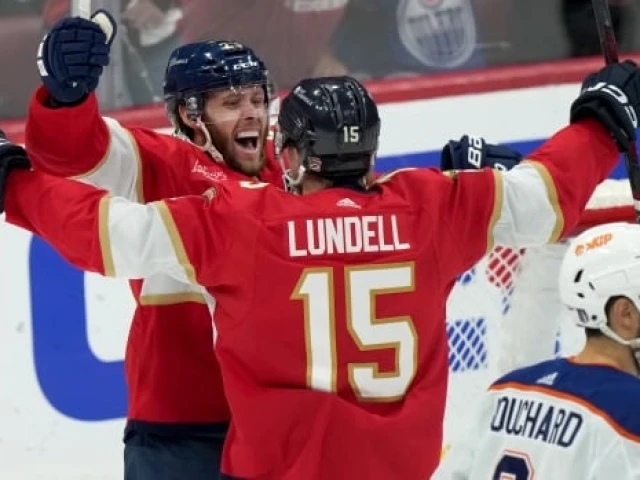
<box><xmin>436</xmin><ymin>357</ymin><xmax>640</xmax><ymax>479</ymax></box>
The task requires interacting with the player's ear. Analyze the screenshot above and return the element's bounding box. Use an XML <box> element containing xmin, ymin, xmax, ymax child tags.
<box><xmin>285</xmin><ymin>145</ymin><xmax>301</xmax><ymax>169</ymax></box>
<box><xmin>178</xmin><ymin>104</ymin><xmax>199</xmax><ymax>130</ymax></box>
<box><xmin>610</xmin><ymin>297</ymin><xmax>638</xmax><ymax>340</ymax></box>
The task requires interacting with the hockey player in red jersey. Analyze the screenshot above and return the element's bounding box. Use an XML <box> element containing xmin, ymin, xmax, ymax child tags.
<box><xmin>29</xmin><ymin>10</ymin><xmax>282</xmax><ymax>480</ymax></box>
<box><xmin>1</xmin><ymin>64</ymin><xmax>637</xmax><ymax>478</ymax></box>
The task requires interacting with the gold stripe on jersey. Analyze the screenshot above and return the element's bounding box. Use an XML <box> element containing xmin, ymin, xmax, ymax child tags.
<box><xmin>374</xmin><ymin>167</ymin><xmax>418</xmax><ymax>184</ymax></box>
<box><xmin>124</xmin><ymin>128</ymin><xmax>145</xmax><ymax>203</ymax></box>
<box><xmin>521</xmin><ymin>160</ymin><xmax>564</xmax><ymax>243</ymax></box>
<box><xmin>125</xmin><ymin>128</ymin><xmax>145</xmax><ymax>203</ymax></box>
<box><xmin>68</xmin><ymin>124</ymin><xmax>145</xmax><ymax>203</ymax></box>
<box><xmin>98</xmin><ymin>194</ymin><xmax>115</xmax><ymax>277</ymax></box>
<box><xmin>69</xmin><ymin>131</ymin><xmax>113</xmax><ymax>180</ymax></box>
<box><xmin>155</xmin><ymin>201</ymin><xmax>197</xmax><ymax>285</ymax></box>
<box><xmin>139</xmin><ymin>292</ymin><xmax>207</xmax><ymax>305</ymax></box>
<box><xmin>486</xmin><ymin>170</ymin><xmax>504</xmax><ymax>254</ymax></box>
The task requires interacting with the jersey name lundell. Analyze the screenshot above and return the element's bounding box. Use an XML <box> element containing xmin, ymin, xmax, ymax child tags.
<box><xmin>287</xmin><ymin>214</ymin><xmax>410</xmax><ymax>257</ymax></box>
<box><xmin>490</xmin><ymin>394</ymin><xmax>583</xmax><ymax>448</ymax></box>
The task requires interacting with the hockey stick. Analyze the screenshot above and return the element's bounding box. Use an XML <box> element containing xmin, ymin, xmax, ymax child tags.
<box><xmin>72</xmin><ymin>0</ymin><xmax>91</xmax><ymax>19</ymax></box>
<box><xmin>592</xmin><ymin>0</ymin><xmax>640</xmax><ymax>221</ymax></box>
<box><xmin>73</xmin><ymin>0</ymin><xmax>160</xmax><ymax>103</ymax></box>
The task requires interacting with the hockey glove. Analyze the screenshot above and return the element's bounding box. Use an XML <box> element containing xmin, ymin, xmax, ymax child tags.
<box><xmin>441</xmin><ymin>135</ymin><xmax>522</xmax><ymax>172</ymax></box>
<box><xmin>0</xmin><ymin>130</ymin><xmax>31</xmax><ymax>214</ymax></box>
<box><xmin>37</xmin><ymin>10</ymin><xmax>117</xmax><ymax>105</ymax></box>
<box><xmin>570</xmin><ymin>60</ymin><xmax>640</xmax><ymax>152</ymax></box>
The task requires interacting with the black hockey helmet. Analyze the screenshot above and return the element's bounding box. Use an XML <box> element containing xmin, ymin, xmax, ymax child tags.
<box><xmin>278</xmin><ymin>76</ymin><xmax>380</xmax><ymax>180</ymax></box>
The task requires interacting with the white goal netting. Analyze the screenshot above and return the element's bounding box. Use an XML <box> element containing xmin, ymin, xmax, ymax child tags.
<box><xmin>442</xmin><ymin>178</ymin><xmax>635</xmax><ymax>450</ymax></box>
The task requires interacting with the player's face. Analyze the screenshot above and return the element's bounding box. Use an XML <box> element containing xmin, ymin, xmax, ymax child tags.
<box><xmin>203</xmin><ymin>85</ymin><xmax>269</xmax><ymax>177</ymax></box>
<box><xmin>614</xmin><ymin>299</ymin><xmax>640</xmax><ymax>341</ymax></box>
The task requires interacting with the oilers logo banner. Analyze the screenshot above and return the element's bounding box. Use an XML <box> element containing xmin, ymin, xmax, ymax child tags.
<box><xmin>397</xmin><ymin>0</ymin><xmax>478</xmax><ymax>69</ymax></box>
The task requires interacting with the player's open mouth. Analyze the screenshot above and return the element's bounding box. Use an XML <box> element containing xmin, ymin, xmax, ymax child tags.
<box><xmin>235</xmin><ymin>131</ymin><xmax>259</xmax><ymax>152</ymax></box>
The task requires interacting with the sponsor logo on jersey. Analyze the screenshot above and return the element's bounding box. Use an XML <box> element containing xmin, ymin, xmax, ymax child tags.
<box><xmin>191</xmin><ymin>160</ymin><xmax>229</xmax><ymax>183</ymax></box>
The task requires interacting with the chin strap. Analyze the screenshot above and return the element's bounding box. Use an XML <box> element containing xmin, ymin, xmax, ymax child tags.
<box><xmin>283</xmin><ymin>165</ymin><xmax>305</xmax><ymax>194</ymax></box>
<box><xmin>196</xmin><ymin>118</ymin><xmax>224</xmax><ymax>162</ymax></box>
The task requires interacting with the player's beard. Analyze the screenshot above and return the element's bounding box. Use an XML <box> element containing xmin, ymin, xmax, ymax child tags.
<box><xmin>206</xmin><ymin>121</ymin><xmax>267</xmax><ymax>178</ymax></box>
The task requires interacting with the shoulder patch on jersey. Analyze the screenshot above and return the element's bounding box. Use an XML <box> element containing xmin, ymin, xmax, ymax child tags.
<box><xmin>491</xmin><ymin>358</ymin><xmax>640</xmax><ymax>441</ymax></box>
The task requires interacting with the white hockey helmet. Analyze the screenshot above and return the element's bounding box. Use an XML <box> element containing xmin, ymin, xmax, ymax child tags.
<box><xmin>559</xmin><ymin>222</ymin><xmax>640</xmax><ymax>349</ymax></box>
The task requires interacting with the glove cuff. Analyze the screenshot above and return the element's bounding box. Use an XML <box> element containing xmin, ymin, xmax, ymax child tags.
<box><xmin>570</xmin><ymin>96</ymin><xmax>632</xmax><ymax>151</ymax></box>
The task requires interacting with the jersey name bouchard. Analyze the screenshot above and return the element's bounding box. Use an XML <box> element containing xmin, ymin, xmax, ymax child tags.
<box><xmin>287</xmin><ymin>214</ymin><xmax>410</xmax><ymax>257</ymax></box>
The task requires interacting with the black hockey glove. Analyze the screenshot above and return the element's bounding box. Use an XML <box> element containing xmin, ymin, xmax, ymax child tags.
<box><xmin>0</xmin><ymin>130</ymin><xmax>31</xmax><ymax>214</ymax></box>
<box><xmin>570</xmin><ymin>60</ymin><xmax>640</xmax><ymax>152</ymax></box>
<box><xmin>441</xmin><ymin>135</ymin><xmax>522</xmax><ymax>172</ymax></box>
<box><xmin>37</xmin><ymin>10</ymin><xmax>116</xmax><ymax>105</ymax></box>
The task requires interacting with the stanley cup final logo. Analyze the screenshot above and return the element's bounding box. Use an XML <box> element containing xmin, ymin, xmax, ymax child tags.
<box><xmin>397</xmin><ymin>0</ymin><xmax>477</xmax><ymax>69</ymax></box>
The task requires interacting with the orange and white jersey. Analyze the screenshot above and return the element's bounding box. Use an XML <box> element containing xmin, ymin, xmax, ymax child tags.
<box><xmin>437</xmin><ymin>357</ymin><xmax>640</xmax><ymax>480</ymax></box>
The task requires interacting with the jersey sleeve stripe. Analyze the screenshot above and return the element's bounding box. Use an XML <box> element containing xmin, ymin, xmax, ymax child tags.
<box><xmin>69</xmin><ymin>120</ymin><xmax>144</xmax><ymax>203</ymax></box>
<box><xmin>485</xmin><ymin>170</ymin><xmax>504</xmax><ymax>253</ymax></box>
<box><xmin>139</xmin><ymin>292</ymin><xmax>207</xmax><ymax>305</ymax></box>
<box><xmin>490</xmin><ymin>381</ymin><xmax>640</xmax><ymax>443</ymax></box>
<box><xmin>98</xmin><ymin>194</ymin><xmax>116</xmax><ymax>277</ymax></box>
<box><xmin>374</xmin><ymin>167</ymin><xmax>418</xmax><ymax>184</ymax></box>
<box><xmin>521</xmin><ymin>160</ymin><xmax>564</xmax><ymax>242</ymax></box>
<box><xmin>126</xmin><ymin>128</ymin><xmax>145</xmax><ymax>203</ymax></box>
<box><xmin>155</xmin><ymin>201</ymin><xmax>198</xmax><ymax>284</ymax></box>
<box><xmin>69</xmin><ymin>132</ymin><xmax>112</xmax><ymax>180</ymax></box>
<box><xmin>489</xmin><ymin>163</ymin><xmax>562</xmax><ymax>247</ymax></box>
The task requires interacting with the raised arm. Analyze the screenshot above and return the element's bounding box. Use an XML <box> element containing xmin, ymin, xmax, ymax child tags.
<box><xmin>28</xmin><ymin>10</ymin><xmax>186</xmax><ymax>202</ymax></box>
<box><xmin>432</xmin><ymin>61</ymin><xmax>639</xmax><ymax>277</ymax></box>
<box><xmin>4</xmin><ymin>168</ymin><xmax>195</xmax><ymax>283</ymax></box>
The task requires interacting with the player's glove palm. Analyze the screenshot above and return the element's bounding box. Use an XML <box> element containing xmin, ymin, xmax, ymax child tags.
<box><xmin>441</xmin><ymin>135</ymin><xmax>522</xmax><ymax>172</ymax></box>
<box><xmin>0</xmin><ymin>130</ymin><xmax>31</xmax><ymax>215</ymax></box>
<box><xmin>570</xmin><ymin>60</ymin><xmax>640</xmax><ymax>152</ymax></box>
<box><xmin>37</xmin><ymin>10</ymin><xmax>117</xmax><ymax>105</ymax></box>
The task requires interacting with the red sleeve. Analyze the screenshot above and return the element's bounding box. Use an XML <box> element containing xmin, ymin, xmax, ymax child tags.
<box><xmin>446</xmin><ymin>119</ymin><xmax>618</xmax><ymax>276</ymax></box>
<box><xmin>380</xmin><ymin>119</ymin><xmax>619</xmax><ymax>280</ymax></box>
<box><xmin>4</xmin><ymin>170</ymin><xmax>109</xmax><ymax>275</ymax></box>
<box><xmin>4</xmin><ymin>169</ymin><xmax>257</xmax><ymax>290</ymax></box>
<box><xmin>25</xmin><ymin>87</ymin><xmax>111</xmax><ymax>177</ymax></box>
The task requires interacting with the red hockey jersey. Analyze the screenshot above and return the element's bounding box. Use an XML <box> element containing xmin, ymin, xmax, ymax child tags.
<box><xmin>7</xmin><ymin>119</ymin><xmax>617</xmax><ymax>478</ymax></box>
<box><xmin>23</xmin><ymin>86</ymin><xmax>283</xmax><ymax>429</ymax></box>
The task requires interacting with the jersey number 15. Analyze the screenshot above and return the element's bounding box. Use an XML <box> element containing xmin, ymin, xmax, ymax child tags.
<box><xmin>292</xmin><ymin>263</ymin><xmax>417</xmax><ymax>402</ymax></box>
